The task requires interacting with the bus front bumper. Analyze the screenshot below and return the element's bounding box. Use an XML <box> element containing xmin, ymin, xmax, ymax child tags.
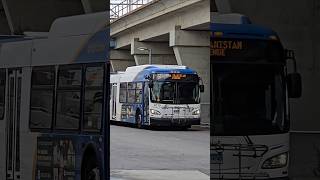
<box><xmin>149</xmin><ymin>118</ymin><xmax>200</xmax><ymax>127</ymax></box>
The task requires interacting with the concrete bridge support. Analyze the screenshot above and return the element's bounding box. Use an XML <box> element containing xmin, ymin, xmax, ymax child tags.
<box><xmin>170</xmin><ymin>26</ymin><xmax>210</xmax><ymax>124</ymax></box>
<box><xmin>110</xmin><ymin>49</ymin><xmax>135</xmax><ymax>72</ymax></box>
<box><xmin>131</xmin><ymin>38</ymin><xmax>177</xmax><ymax>65</ymax></box>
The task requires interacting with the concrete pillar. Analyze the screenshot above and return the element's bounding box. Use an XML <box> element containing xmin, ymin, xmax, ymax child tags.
<box><xmin>131</xmin><ymin>38</ymin><xmax>177</xmax><ymax>65</ymax></box>
<box><xmin>170</xmin><ymin>26</ymin><xmax>210</xmax><ymax>125</ymax></box>
<box><xmin>110</xmin><ymin>49</ymin><xmax>135</xmax><ymax>72</ymax></box>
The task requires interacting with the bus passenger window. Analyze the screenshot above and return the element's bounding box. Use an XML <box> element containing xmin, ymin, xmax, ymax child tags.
<box><xmin>30</xmin><ymin>66</ymin><xmax>55</xmax><ymax>129</ymax></box>
<box><xmin>119</xmin><ymin>83</ymin><xmax>127</xmax><ymax>103</ymax></box>
<box><xmin>127</xmin><ymin>89</ymin><xmax>136</xmax><ymax>103</ymax></box>
<box><xmin>136</xmin><ymin>83</ymin><xmax>143</xmax><ymax>103</ymax></box>
<box><xmin>83</xmin><ymin>66</ymin><xmax>104</xmax><ymax>131</ymax></box>
<box><xmin>56</xmin><ymin>66</ymin><xmax>82</xmax><ymax>130</ymax></box>
<box><xmin>128</xmin><ymin>82</ymin><xmax>136</xmax><ymax>89</ymax></box>
<box><xmin>0</xmin><ymin>69</ymin><xmax>5</xmax><ymax>120</ymax></box>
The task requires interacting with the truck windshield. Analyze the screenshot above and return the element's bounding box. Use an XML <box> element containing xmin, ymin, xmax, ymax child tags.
<box><xmin>212</xmin><ymin>63</ymin><xmax>287</xmax><ymax>136</ymax></box>
<box><xmin>150</xmin><ymin>81</ymin><xmax>200</xmax><ymax>104</ymax></box>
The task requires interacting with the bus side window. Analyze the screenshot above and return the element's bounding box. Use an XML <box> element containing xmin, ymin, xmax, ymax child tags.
<box><xmin>0</xmin><ymin>69</ymin><xmax>5</xmax><ymax>120</ymax></box>
<box><xmin>83</xmin><ymin>65</ymin><xmax>104</xmax><ymax>131</ymax></box>
<box><xmin>136</xmin><ymin>82</ymin><xmax>143</xmax><ymax>103</ymax></box>
<box><xmin>127</xmin><ymin>82</ymin><xmax>136</xmax><ymax>103</ymax></box>
<box><xmin>55</xmin><ymin>65</ymin><xmax>82</xmax><ymax>130</ymax></box>
<box><xmin>30</xmin><ymin>66</ymin><xmax>55</xmax><ymax>129</ymax></box>
<box><xmin>119</xmin><ymin>83</ymin><xmax>127</xmax><ymax>103</ymax></box>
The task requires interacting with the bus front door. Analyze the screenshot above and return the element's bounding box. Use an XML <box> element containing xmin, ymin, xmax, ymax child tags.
<box><xmin>111</xmin><ymin>83</ymin><xmax>117</xmax><ymax>119</ymax></box>
<box><xmin>6</xmin><ymin>69</ymin><xmax>22</xmax><ymax>180</ymax></box>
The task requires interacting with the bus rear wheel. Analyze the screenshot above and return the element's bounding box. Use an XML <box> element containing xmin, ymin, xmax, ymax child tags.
<box><xmin>82</xmin><ymin>155</ymin><xmax>100</xmax><ymax>180</ymax></box>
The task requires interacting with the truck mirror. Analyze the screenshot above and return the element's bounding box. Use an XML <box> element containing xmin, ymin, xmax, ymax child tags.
<box><xmin>287</xmin><ymin>73</ymin><xmax>302</xmax><ymax>98</ymax></box>
<box><xmin>199</xmin><ymin>85</ymin><xmax>204</xmax><ymax>92</ymax></box>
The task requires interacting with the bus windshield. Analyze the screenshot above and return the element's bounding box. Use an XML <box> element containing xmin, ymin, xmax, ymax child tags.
<box><xmin>212</xmin><ymin>63</ymin><xmax>287</xmax><ymax>135</ymax></box>
<box><xmin>150</xmin><ymin>81</ymin><xmax>200</xmax><ymax>104</ymax></box>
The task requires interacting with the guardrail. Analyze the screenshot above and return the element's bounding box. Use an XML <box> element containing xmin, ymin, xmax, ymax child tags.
<box><xmin>110</xmin><ymin>0</ymin><xmax>154</xmax><ymax>22</ymax></box>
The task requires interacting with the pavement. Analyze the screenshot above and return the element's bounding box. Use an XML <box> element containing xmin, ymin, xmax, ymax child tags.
<box><xmin>110</xmin><ymin>170</ymin><xmax>209</xmax><ymax>180</ymax></box>
<box><xmin>110</xmin><ymin>124</ymin><xmax>210</xmax><ymax>179</ymax></box>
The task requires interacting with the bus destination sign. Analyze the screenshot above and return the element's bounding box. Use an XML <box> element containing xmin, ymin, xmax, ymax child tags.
<box><xmin>211</xmin><ymin>40</ymin><xmax>243</xmax><ymax>56</ymax></box>
<box><xmin>152</xmin><ymin>73</ymin><xmax>196</xmax><ymax>81</ymax></box>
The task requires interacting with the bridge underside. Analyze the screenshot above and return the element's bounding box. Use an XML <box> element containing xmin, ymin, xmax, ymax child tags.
<box><xmin>0</xmin><ymin>0</ymin><xmax>107</xmax><ymax>34</ymax></box>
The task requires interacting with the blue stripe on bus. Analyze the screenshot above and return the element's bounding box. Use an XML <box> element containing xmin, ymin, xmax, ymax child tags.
<box><xmin>133</xmin><ymin>67</ymin><xmax>197</xmax><ymax>82</ymax></box>
<box><xmin>74</xmin><ymin>28</ymin><xmax>110</xmax><ymax>63</ymax></box>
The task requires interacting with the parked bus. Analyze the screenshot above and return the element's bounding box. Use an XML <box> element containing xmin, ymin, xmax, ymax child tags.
<box><xmin>110</xmin><ymin>65</ymin><xmax>204</xmax><ymax>129</ymax></box>
<box><xmin>210</xmin><ymin>14</ymin><xmax>302</xmax><ymax>179</ymax></box>
<box><xmin>0</xmin><ymin>12</ymin><xmax>109</xmax><ymax>180</ymax></box>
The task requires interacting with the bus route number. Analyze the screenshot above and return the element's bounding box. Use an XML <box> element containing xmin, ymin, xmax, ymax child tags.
<box><xmin>171</xmin><ymin>74</ymin><xmax>186</xmax><ymax>80</ymax></box>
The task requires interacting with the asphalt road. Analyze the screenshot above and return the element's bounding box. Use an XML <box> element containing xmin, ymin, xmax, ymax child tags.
<box><xmin>110</xmin><ymin>125</ymin><xmax>210</xmax><ymax>176</ymax></box>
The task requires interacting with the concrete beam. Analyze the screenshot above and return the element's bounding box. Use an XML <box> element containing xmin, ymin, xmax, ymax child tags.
<box><xmin>170</xmin><ymin>26</ymin><xmax>210</xmax><ymax>47</ymax></box>
<box><xmin>111</xmin><ymin>0</ymin><xmax>210</xmax><ymax>49</ymax></box>
<box><xmin>131</xmin><ymin>38</ymin><xmax>177</xmax><ymax>65</ymax></box>
<box><xmin>110</xmin><ymin>49</ymin><xmax>135</xmax><ymax>72</ymax></box>
<box><xmin>133</xmin><ymin>55</ymin><xmax>177</xmax><ymax>65</ymax></box>
<box><xmin>131</xmin><ymin>38</ymin><xmax>174</xmax><ymax>55</ymax></box>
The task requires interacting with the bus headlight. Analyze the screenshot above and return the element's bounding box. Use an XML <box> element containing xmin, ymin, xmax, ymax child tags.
<box><xmin>261</xmin><ymin>152</ymin><xmax>288</xmax><ymax>169</ymax></box>
<box><xmin>192</xmin><ymin>109</ymin><xmax>200</xmax><ymax>115</ymax></box>
<box><xmin>150</xmin><ymin>109</ymin><xmax>161</xmax><ymax>115</ymax></box>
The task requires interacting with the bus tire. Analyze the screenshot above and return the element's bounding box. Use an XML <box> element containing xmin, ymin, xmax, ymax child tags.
<box><xmin>136</xmin><ymin>110</ymin><xmax>142</xmax><ymax>129</ymax></box>
<box><xmin>82</xmin><ymin>154</ymin><xmax>100</xmax><ymax>180</ymax></box>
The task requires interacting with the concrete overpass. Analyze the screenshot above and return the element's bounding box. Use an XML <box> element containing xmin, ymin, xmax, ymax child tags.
<box><xmin>212</xmin><ymin>0</ymin><xmax>320</xmax><ymax>179</ymax></box>
<box><xmin>0</xmin><ymin>0</ymin><xmax>107</xmax><ymax>35</ymax></box>
<box><xmin>110</xmin><ymin>0</ymin><xmax>210</xmax><ymax>125</ymax></box>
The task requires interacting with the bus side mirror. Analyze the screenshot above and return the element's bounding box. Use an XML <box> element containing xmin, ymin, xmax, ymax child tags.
<box><xmin>287</xmin><ymin>73</ymin><xmax>302</xmax><ymax>98</ymax></box>
<box><xmin>199</xmin><ymin>85</ymin><xmax>204</xmax><ymax>92</ymax></box>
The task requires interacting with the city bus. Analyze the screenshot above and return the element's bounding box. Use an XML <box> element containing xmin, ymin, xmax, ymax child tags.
<box><xmin>210</xmin><ymin>14</ymin><xmax>302</xmax><ymax>179</ymax></box>
<box><xmin>110</xmin><ymin>65</ymin><xmax>204</xmax><ymax>129</ymax></box>
<box><xmin>0</xmin><ymin>12</ymin><xmax>109</xmax><ymax>180</ymax></box>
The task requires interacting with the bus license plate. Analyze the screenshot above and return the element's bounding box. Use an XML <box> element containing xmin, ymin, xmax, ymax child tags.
<box><xmin>211</xmin><ymin>153</ymin><xmax>223</xmax><ymax>164</ymax></box>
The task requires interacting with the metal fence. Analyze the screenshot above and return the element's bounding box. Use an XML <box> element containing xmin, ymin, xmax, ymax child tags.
<box><xmin>110</xmin><ymin>0</ymin><xmax>154</xmax><ymax>22</ymax></box>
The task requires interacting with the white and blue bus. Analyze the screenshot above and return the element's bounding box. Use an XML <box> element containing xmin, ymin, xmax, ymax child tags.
<box><xmin>0</xmin><ymin>12</ymin><xmax>109</xmax><ymax>180</ymax></box>
<box><xmin>210</xmin><ymin>14</ymin><xmax>302</xmax><ymax>179</ymax></box>
<box><xmin>110</xmin><ymin>65</ymin><xmax>204</xmax><ymax>129</ymax></box>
